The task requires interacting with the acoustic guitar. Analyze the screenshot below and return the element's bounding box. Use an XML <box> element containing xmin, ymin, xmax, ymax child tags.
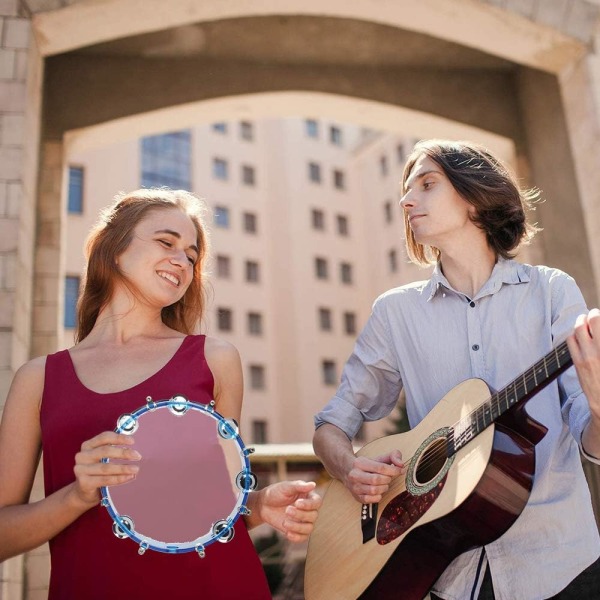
<box><xmin>304</xmin><ymin>341</ymin><xmax>574</xmax><ymax>599</ymax></box>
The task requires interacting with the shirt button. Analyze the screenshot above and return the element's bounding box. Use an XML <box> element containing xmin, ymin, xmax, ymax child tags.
<box><xmin>469</xmin><ymin>301</ymin><xmax>475</xmax><ymax>307</ymax></box>
<box><xmin>472</xmin><ymin>344</ymin><xmax>480</xmax><ymax>351</ymax></box>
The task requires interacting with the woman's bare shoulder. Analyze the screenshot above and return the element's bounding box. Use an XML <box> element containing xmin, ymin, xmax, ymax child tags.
<box><xmin>14</xmin><ymin>355</ymin><xmax>47</xmax><ymax>384</ymax></box>
<box><xmin>5</xmin><ymin>355</ymin><xmax>47</xmax><ymax>412</ymax></box>
<box><xmin>203</xmin><ymin>336</ymin><xmax>241</xmax><ymax>363</ymax></box>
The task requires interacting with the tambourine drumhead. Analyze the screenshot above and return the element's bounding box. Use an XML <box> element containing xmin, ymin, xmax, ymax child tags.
<box><xmin>100</xmin><ymin>396</ymin><xmax>256</xmax><ymax>556</ymax></box>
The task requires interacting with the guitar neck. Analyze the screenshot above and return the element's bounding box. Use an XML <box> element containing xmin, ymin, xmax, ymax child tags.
<box><xmin>449</xmin><ymin>341</ymin><xmax>573</xmax><ymax>456</ymax></box>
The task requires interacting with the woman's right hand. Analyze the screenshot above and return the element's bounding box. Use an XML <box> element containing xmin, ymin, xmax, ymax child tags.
<box><xmin>70</xmin><ymin>432</ymin><xmax>141</xmax><ymax>508</ymax></box>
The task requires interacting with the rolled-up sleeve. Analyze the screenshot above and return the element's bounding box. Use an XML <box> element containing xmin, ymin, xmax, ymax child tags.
<box><xmin>314</xmin><ymin>295</ymin><xmax>403</xmax><ymax>439</ymax></box>
<box><xmin>552</xmin><ymin>272</ymin><xmax>600</xmax><ymax>464</ymax></box>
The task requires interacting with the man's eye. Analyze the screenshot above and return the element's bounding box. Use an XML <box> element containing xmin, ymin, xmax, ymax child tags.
<box><xmin>159</xmin><ymin>239</ymin><xmax>172</xmax><ymax>247</ymax></box>
<box><xmin>423</xmin><ymin>181</ymin><xmax>433</xmax><ymax>190</ymax></box>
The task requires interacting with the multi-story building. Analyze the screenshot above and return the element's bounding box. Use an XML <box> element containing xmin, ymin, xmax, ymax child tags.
<box><xmin>63</xmin><ymin>118</ymin><xmax>524</xmax><ymax>448</ymax></box>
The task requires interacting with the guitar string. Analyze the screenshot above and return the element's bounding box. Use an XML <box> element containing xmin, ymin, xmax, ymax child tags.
<box><xmin>395</xmin><ymin>346</ymin><xmax>570</xmax><ymax>478</ymax></box>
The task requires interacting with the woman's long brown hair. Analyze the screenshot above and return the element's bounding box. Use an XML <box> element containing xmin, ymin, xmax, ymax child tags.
<box><xmin>76</xmin><ymin>189</ymin><xmax>210</xmax><ymax>342</ymax></box>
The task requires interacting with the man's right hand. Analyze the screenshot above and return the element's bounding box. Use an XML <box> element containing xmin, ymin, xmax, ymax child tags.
<box><xmin>344</xmin><ymin>450</ymin><xmax>404</xmax><ymax>504</ymax></box>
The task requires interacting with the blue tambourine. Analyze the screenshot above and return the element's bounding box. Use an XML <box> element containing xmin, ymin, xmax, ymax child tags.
<box><xmin>100</xmin><ymin>395</ymin><xmax>257</xmax><ymax>557</ymax></box>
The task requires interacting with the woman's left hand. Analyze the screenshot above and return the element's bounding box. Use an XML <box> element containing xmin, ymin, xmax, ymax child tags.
<box><xmin>252</xmin><ymin>480</ymin><xmax>322</xmax><ymax>542</ymax></box>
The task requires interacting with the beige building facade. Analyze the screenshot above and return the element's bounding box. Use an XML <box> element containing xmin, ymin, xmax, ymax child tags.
<box><xmin>3</xmin><ymin>0</ymin><xmax>600</xmax><ymax>598</ymax></box>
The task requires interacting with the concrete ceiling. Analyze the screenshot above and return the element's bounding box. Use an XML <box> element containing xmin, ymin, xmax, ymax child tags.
<box><xmin>73</xmin><ymin>16</ymin><xmax>515</xmax><ymax>71</ymax></box>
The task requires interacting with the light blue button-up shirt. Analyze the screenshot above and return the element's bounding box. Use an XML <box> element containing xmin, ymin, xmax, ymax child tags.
<box><xmin>315</xmin><ymin>258</ymin><xmax>600</xmax><ymax>599</ymax></box>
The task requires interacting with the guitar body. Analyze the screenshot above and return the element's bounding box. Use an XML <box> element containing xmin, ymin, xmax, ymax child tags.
<box><xmin>305</xmin><ymin>378</ymin><xmax>548</xmax><ymax>600</ymax></box>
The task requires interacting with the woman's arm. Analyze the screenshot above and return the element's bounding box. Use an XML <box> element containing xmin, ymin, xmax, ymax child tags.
<box><xmin>0</xmin><ymin>358</ymin><xmax>141</xmax><ymax>561</ymax></box>
<box><xmin>245</xmin><ymin>480</ymin><xmax>321</xmax><ymax>542</ymax></box>
<box><xmin>205</xmin><ymin>336</ymin><xmax>321</xmax><ymax>542</ymax></box>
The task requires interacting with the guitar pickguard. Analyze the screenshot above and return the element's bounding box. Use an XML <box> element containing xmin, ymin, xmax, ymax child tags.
<box><xmin>376</xmin><ymin>476</ymin><xmax>446</xmax><ymax>545</ymax></box>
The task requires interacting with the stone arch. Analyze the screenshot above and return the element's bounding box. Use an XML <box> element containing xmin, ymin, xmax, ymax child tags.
<box><xmin>4</xmin><ymin>3</ymin><xmax>600</xmax><ymax>598</ymax></box>
<box><xmin>33</xmin><ymin>0</ymin><xmax>585</xmax><ymax>73</ymax></box>
<box><xmin>65</xmin><ymin>91</ymin><xmax>516</xmax><ymax>157</ymax></box>
<box><xmin>31</xmin><ymin>7</ymin><xmax>600</xmax><ymax>360</ymax></box>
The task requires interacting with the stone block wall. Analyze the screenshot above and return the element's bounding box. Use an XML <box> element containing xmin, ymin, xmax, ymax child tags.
<box><xmin>0</xmin><ymin>1</ymin><xmax>43</xmax><ymax>599</ymax></box>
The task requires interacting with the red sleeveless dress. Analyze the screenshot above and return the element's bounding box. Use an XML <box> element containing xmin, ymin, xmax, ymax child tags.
<box><xmin>40</xmin><ymin>335</ymin><xmax>271</xmax><ymax>600</ymax></box>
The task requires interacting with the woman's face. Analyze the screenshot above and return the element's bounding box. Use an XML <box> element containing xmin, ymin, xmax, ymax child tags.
<box><xmin>116</xmin><ymin>207</ymin><xmax>199</xmax><ymax>308</ymax></box>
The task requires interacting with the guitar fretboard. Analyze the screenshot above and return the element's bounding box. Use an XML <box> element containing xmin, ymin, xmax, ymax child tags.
<box><xmin>448</xmin><ymin>341</ymin><xmax>573</xmax><ymax>456</ymax></box>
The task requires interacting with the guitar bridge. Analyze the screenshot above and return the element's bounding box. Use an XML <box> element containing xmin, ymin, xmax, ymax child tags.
<box><xmin>361</xmin><ymin>502</ymin><xmax>378</xmax><ymax>544</ymax></box>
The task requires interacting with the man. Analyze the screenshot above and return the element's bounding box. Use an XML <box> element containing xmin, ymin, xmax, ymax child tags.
<box><xmin>313</xmin><ymin>140</ymin><xmax>600</xmax><ymax>599</ymax></box>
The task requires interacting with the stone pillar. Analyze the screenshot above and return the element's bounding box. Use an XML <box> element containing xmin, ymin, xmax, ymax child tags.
<box><xmin>516</xmin><ymin>67</ymin><xmax>597</xmax><ymax>307</ymax></box>
<box><xmin>32</xmin><ymin>138</ymin><xmax>64</xmax><ymax>358</ymax></box>
<box><xmin>0</xmin><ymin>2</ymin><xmax>43</xmax><ymax>600</ymax></box>
<box><xmin>18</xmin><ymin>137</ymin><xmax>66</xmax><ymax>600</ymax></box>
<box><xmin>557</xmin><ymin>39</ymin><xmax>600</xmax><ymax>529</ymax></box>
<box><xmin>558</xmin><ymin>46</ymin><xmax>600</xmax><ymax>306</ymax></box>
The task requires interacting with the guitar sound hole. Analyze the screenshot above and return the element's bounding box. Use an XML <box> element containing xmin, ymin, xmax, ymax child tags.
<box><xmin>414</xmin><ymin>438</ymin><xmax>448</xmax><ymax>485</ymax></box>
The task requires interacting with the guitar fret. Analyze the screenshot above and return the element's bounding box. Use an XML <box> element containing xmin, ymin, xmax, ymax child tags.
<box><xmin>475</xmin><ymin>407</ymin><xmax>483</xmax><ymax>433</ymax></box>
<box><xmin>507</xmin><ymin>382</ymin><xmax>514</xmax><ymax>409</ymax></box>
<box><xmin>483</xmin><ymin>403</ymin><xmax>491</xmax><ymax>429</ymax></box>
<box><xmin>451</xmin><ymin>342</ymin><xmax>573</xmax><ymax>455</ymax></box>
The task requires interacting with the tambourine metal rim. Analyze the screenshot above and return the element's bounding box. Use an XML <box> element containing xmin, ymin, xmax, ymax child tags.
<box><xmin>99</xmin><ymin>397</ymin><xmax>255</xmax><ymax>555</ymax></box>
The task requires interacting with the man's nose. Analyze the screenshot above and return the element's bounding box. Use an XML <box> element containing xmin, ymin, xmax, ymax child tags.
<box><xmin>400</xmin><ymin>192</ymin><xmax>414</xmax><ymax>210</ymax></box>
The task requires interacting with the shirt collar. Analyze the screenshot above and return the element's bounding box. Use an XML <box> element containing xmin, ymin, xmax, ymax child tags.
<box><xmin>426</xmin><ymin>257</ymin><xmax>530</xmax><ymax>302</ymax></box>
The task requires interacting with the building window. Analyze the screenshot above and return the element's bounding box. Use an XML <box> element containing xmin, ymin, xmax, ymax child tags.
<box><xmin>343</xmin><ymin>311</ymin><xmax>357</xmax><ymax>335</ymax></box>
<box><xmin>248</xmin><ymin>312</ymin><xmax>263</xmax><ymax>336</ymax></box>
<box><xmin>67</xmin><ymin>166</ymin><xmax>84</xmax><ymax>214</ymax></box>
<box><xmin>312</xmin><ymin>209</ymin><xmax>325</xmax><ymax>231</ymax></box>
<box><xmin>243</xmin><ymin>212</ymin><xmax>258</xmax><ymax>234</ymax></box>
<box><xmin>242</xmin><ymin>165</ymin><xmax>256</xmax><ymax>186</ymax></box>
<box><xmin>252</xmin><ymin>420</ymin><xmax>268</xmax><ymax>444</ymax></box>
<box><xmin>380</xmin><ymin>155</ymin><xmax>389</xmax><ymax>177</ymax></box>
<box><xmin>397</xmin><ymin>143</ymin><xmax>405</xmax><ymax>163</ymax></box>
<box><xmin>315</xmin><ymin>257</ymin><xmax>328</xmax><ymax>280</ymax></box>
<box><xmin>306</xmin><ymin>119</ymin><xmax>319</xmax><ymax>138</ymax></box>
<box><xmin>213</xmin><ymin>157</ymin><xmax>229</xmax><ymax>180</ymax></box>
<box><xmin>216</xmin><ymin>255</ymin><xmax>231</xmax><ymax>279</ymax></box>
<box><xmin>322</xmin><ymin>360</ymin><xmax>337</xmax><ymax>386</ymax></box>
<box><xmin>246</xmin><ymin>260</ymin><xmax>260</xmax><ymax>283</ymax></box>
<box><xmin>330</xmin><ymin>126</ymin><xmax>342</xmax><ymax>146</ymax></box>
<box><xmin>340</xmin><ymin>262</ymin><xmax>353</xmax><ymax>284</ymax></box>
<box><xmin>249</xmin><ymin>365</ymin><xmax>266</xmax><ymax>390</ymax></box>
<box><xmin>308</xmin><ymin>162</ymin><xmax>321</xmax><ymax>183</ymax></box>
<box><xmin>333</xmin><ymin>169</ymin><xmax>345</xmax><ymax>190</ymax></box>
<box><xmin>318</xmin><ymin>308</ymin><xmax>332</xmax><ymax>332</ymax></box>
<box><xmin>389</xmin><ymin>249</ymin><xmax>398</xmax><ymax>273</ymax></box>
<box><xmin>384</xmin><ymin>201</ymin><xmax>394</xmax><ymax>224</ymax></box>
<box><xmin>212</xmin><ymin>122</ymin><xmax>228</xmax><ymax>134</ymax></box>
<box><xmin>337</xmin><ymin>214</ymin><xmax>349</xmax><ymax>236</ymax></box>
<box><xmin>214</xmin><ymin>206</ymin><xmax>230</xmax><ymax>228</ymax></box>
<box><xmin>64</xmin><ymin>275</ymin><xmax>80</xmax><ymax>328</ymax></box>
<box><xmin>141</xmin><ymin>130</ymin><xmax>192</xmax><ymax>189</ymax></box>
<box><xmin>240</xmin><ymin>121</ymin><xmax>254</xmax><ymax>141</ymax></box>
<box><xmin>217</xmin><ymin>307</ymin><xmax>233</xmax><ymax>332</ymax></box>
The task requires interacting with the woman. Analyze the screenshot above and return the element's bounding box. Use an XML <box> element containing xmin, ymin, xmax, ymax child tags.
<box><xmin>0</xmin><ymin>189</ymin><xmax>321</xmax><ymax>599</ymax></box>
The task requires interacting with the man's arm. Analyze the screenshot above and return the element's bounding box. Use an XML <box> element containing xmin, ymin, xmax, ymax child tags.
<box><xmin>568</xmin><ymin>308</ymin><xmax>600</xmax><ymax>458</ymax></box>
<box><xmin>313</xmin><ymin>423</ymin><xmax>403</xmax><ymax>504</ymax></box>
